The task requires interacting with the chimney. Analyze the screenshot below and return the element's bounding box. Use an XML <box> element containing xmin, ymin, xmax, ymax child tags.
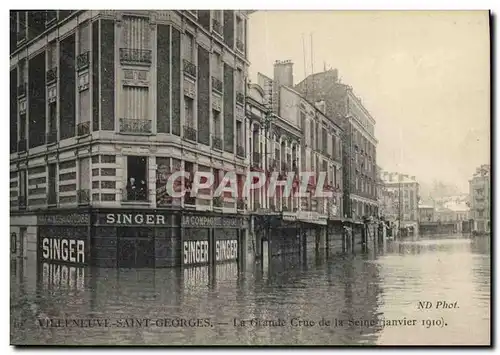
<box><xmin>273</xmin><ymin>60</ymin><xmax>294</xmax><ymax>88</ymax></box>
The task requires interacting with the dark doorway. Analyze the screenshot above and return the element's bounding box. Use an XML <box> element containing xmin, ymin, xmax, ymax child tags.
<box><xmin>117</xmin><ymin>227</ymin><xmax>155</xmax><ymax>268</ymax></box>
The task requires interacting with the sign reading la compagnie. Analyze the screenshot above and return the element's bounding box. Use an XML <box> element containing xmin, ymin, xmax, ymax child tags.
<box><xmin>182</xmin><ymin>215</ymin><xmax>247</xmax><ymax>229</ymax></box>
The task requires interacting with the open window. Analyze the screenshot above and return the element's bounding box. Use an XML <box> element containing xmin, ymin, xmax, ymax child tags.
<box><xmin>126</xmin><ymin>156</ymin><xmax>148</xmax><ymax>201</ymax></box>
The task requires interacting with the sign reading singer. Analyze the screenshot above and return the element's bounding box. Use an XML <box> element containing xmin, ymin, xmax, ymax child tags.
<box><xmin>183</xmin><ymin>240</ymin><xmax>209</xmax><ymax>265</ymax></box>
<box><xmin>215</xmin><ymin>240</ymin><xmax>238</xmax><ymax>262</ymax></box>
<box><xmin>41</xmin><ymin>238</ymin><xmax>85</xmax><ymax>264</ymax></box>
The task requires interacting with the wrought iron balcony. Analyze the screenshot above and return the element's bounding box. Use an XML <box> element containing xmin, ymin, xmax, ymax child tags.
<box><xmin>252</xmin><ymin>152</ymin><xmax>261</xmax><ymax>166</ymax></box>
<box><xmin>236</xmin><ymin>91</ymin><xmax>245</xmax><ymax>106</ymax></box>
<box><xmin>183</xmin><ymin>125</ymin><xmax>197</xmax><ymax>141</ymax></box>
<box><xmin>119</xmin><ymin>48</ymin><xmax>152</xmax><ymax>65</ymax></box>
<box><xmin>17</xmin><ymin>27</ymin><xmax>26</xmax><ymax>42</ymax></box>
<box><xmin>17</xmin><ymin>83</ymin><xmax>26</xmax><ymax>98</ymax></box>
<box><xmin>18</xmin><ymin>195</ymin><xmax>27</xmax><ymax>210</ymax></box>
<box><xmin>212</xmin><ymin>135</ymin><xmax>223</xmax><ymax>150</ymax></box>
<box><xmin>17</xmin><ymin>139</ymin><xmax>27</xmax><ymax>152</ymax></box>
<box><xmin>183</xmin><ymin>59</ymin><xmax>197</xmax><ymax>78</ymax></box>
<box><xmin>212</xmin><ymin>18</ymin><xmax>222</xmax><ymax>35</ymax></box>
<box><xmin>77</xmin><ymin>189</ymin><xmax>90</xmax><ymax>205</ymax></box>
<box><xmin>212</xmin><ymin>76</ymin><xmax>223</xmax><ymax>93</ymax></box>
<box><xmin>46</xmin><ymin>129</ymin><xmax>58</xmax><ymax>144</ymax></box>
<box><xmin>122</xmin><ymin>188</ymin><xmax>150</xmax><ymax>202</ymax></box>
<box><xmin>77</xmin><ymin>121</ymin><xmax>91</xmax><ymax>136</ymax></box>
<box><xmin>77</xmin><ymin>51</ymin><xmax>90</xmax><ymax>71</ymax></box>
<box><xmin>119</xmin><ymin>118</ymin><xmax>152</xmax><ymax>134</ymax></box>
<box><xmin>236</xmin><ymin>39</ymin><xmax>245</xmax><ymax>53</ymax></box>
<box><xmin>46</xmin><ymin>67</ymin><xmax>57</xmax><ymax>84</ymax></box>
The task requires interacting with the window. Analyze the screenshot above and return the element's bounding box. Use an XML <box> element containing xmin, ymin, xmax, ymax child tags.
<box><xmin>48</xmin><ymin>164</ymin><xmax>57</xmax><ymax>205</ymax></box>
<box><xmin>212</xmin><ymin>110</ymin><xmax>221</xmax><ymax>137</ymax></box>
<box><xmin>48</xmin><ymin>102</ymin><xmax>57</xmax><ymax>132</ymax></box>
<box><xmin>79</xmin><ymin>22</ymin><xmax>90</xmax><ymax>54</ymax></box>
<box><xmin>321</xmin><ymin>127</ymin><xmax>327</xmax><ymax>154</ymax></box>
<box><xmin>47</xmin><ymin>41</ymin><xmax>57</xmax><ymax>69</ymax></box>
<box><xmin>19</xmin><ymin>113</ymin><xmax>26</xmax><ymax>140</ymax></box>
<box><xmin>126</xmin><ymin>156</ymin><xmax>148</xmax><ymax>201</ymax></box>
<box><xmin>184</xmin><ymin>32</ymin><xmax>194</xmax><ymax>62</ymax></box>
<box><xmin>184</xmin><ymin>96</ymin><xmax>194</xmax><ymax>127</ymax></box>
<box><xmin>79</xmin><ymin>85</ymin><xmax>90</xmax><ymax>124</ymax></box>
<box><xmin>123</xmin><ymin>16</ymin><xmax>150</xmax><ymax>50</ymax></box>
<box><xmin>236</xmin><ymin>68</ymin><xmax>244</xmax><ymax>92</ymax></box>
<box><xmin>212</xmin><ymin>52</ymin><xmax>222</xmax><ymax>79</ymax></box>
<box><xmin>18</xmin><ymin>59</ymin><xmax>27</xmax><ymax>84</ymax></box>
<box><xmin>236</xmin><ymin>120</ymin><xmax>243</xmax><ymax>148</ymax></box>
<box><xmin>309</xmin><ymin>120</ymin><xmax>314</xmax><ymax>147</ymax></box>
<box><xmin>123</xmin><ymin>86</ymin><xmax>149</xmax><ymax>120</ymax></box>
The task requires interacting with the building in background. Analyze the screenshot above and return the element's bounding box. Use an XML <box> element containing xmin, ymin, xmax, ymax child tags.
<box><xmin>294</xmin><ymin>68</ymin><xmax>378</xmax><ymax>221</ymax></box>
<box><xmin>246</xmin><ymin>60</ymin><xmax>345</xmax><ymax>257</ymax></box>
<box><xmin>469</xmin><ymin>164</ymin><xmax>491</xmax><ymax>233</ymax></box>
<box><xmin>379</xmin><ymin>171</ymin><xmax>420</xmax><ymax>238</ymax></box>
<box><xmin>418</xmin><ymin>204</ymin><xmax>435</xmax><ymax>223</ymax></box>
<box><xmin>9</xmin><ymin>10</ymin><xmax>252</xmax><ymax>269</ymax></box>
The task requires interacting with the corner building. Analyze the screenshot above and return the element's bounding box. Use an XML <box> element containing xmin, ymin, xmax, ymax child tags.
<box><xmin>9</xmin><ymin>10</ymin><xmax>252</xmax><ymax>268</ymax></box>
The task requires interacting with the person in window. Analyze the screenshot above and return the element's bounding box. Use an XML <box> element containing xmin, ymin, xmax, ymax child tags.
<box><xmin>139</xmin><ymin>180</ymin><xmax>147</xmax><ymax>201</ymax></box>
<box><xmin>127</xmin><ymin>177</ymin><xmax>137</xmax><ymax>200</ymax></box>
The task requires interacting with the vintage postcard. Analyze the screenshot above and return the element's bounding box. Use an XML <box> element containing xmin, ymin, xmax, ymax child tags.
<box><xmin>9</xmin><ymin>9</ymin><xmax>491</xmax><ymax>346</ymax></box>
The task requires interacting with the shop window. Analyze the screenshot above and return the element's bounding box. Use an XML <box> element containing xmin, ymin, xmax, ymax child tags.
<box><xmin>126</xmin><ymin>156</ymin><xmax>148</xmax><ymax>201</ymax></box>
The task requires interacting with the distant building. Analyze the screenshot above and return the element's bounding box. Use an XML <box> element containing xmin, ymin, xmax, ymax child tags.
<box><xmin>418</xmin><ymin>204</ymin><xmax>435</xmax><ymax>223</ymax></box>
<box><xmin>469</xmin><ymin>164</ymin><xmax>491</xmax><ymax>233</ymax></box>
<box><xmin>380</xmin><ymin>171</ymin><xmax>420</xmax><ymax>236</ymax></box>
<box><xmin>294</xmin><ymin>69</ymin><xmax>378</xmax><ymax>221</ymax></box>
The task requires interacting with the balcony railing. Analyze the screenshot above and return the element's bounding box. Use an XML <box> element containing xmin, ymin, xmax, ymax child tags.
<box><xmin>46</xmin><ymin>67</ymin><xmax>58</xmax><ymax>84</ymax></box>
<box><xmin>122</xmin><ymin>188</ymin><xmax>150</xmax><ymax>202</ymax></box>
<box><xmin>212</xmin><ymin>18</ymin><xmax>222</xmax><ymax>35</ymax></box>
<box><xmin>184</xmin><ymin>125</ymin><xmax>197</xmax><ymax>142</ymax></box>
<box><xmin>17</xmin><ymin>139</ymin><xmax>27</xmax><ymax>152</ymax></box>
<box><xmin>212</xmin><ymin>135</ymin><xmax>223</xmax><ymax>150</ymax></box>
<box><xmin>17</xmin><ymin>83</ymin><xmax>27</xmax><ymax>98</ymax></box>
<box><xmin>252</xmin><ymin>152</ymin><xmax>261</xmax><ymax>167</ymax></box>
<box><xmin>46</xmin><ymin>129</ymin><xmax>58</xmax><ymax>144</ymax></box>
<box><xmin>77</xmin><ymin>121</ymin><xmax>91</xmax><ymax>136</ymax></box>
<box><xmin>119</xmin><ymin>118</ymin><xmax>152</xmax><ymax>134</ymax></box>
<box><xmin>119</xmin><ymin>48</ymin><xmax>152</xmax><ymax>65</ymax></box>
<box><xmin>236</xmin><ymin>91</ymin><xmax>245</xmax><ymax>106</ymax></box>
<box><xmin>212</xmin><ymin>76</ymin><xmax>223</xmax><ymax>93</ymax></box>
<box><xmin>18</xmin><ymin>195</ymin><xmax>27</xmax><ymax>210</ymax></box>
<box><xmin>17</xmin><ymin>27</ymin><xmax>27</xmax><ymax>42</ymax></box>
<box><xmin>183</xmin><ymin>59</ymin><xmax>197</xmax><ymax>78</ymax></box>
<box><xmin>77</xmin><ymin>51</ymin><xmax>90</xmax><ymax>71</ymax></box>
<box><xmin>236</xmin><ymin>39</ymin><xmax>244</xmax><ymax>53</ymax></box>
<box><xmin>77</xmin><ymin>189</ymin><xmax>90</xmax><ymax>205</ymax></box>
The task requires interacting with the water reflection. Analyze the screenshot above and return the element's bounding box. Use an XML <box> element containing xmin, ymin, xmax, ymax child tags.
<box><xmin>11</xmin><ymin>235</ymin><xmax>490</xmax><ymax>345</ymax></box>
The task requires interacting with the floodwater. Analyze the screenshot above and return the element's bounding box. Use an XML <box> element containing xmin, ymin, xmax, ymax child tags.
<box><xmin>11</xmin><ymin>235</ymin><xmax>490</xmax><ymax>346</ymax></box>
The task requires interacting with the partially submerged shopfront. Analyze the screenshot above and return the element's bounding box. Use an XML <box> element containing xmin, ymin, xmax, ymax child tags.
<box><xmin>35</xmin><ymin>209</ymin><xmax>249</xmax><ymax>269</ymax></box>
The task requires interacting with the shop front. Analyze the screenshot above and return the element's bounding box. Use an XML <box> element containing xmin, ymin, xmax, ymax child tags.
<box><xmin>181</xmin><ymin>213</ymin><xmax>249</xmax><ymax>267</ymax></box>
<box><xmin>92</xmin><ymin>209</ymin><xmax>179</xmax><ymax>268</ymax></box>
<box><xmin>37</xmin><ymin>210</ymin><xmax>90</xmax><ymax>290</ymax></box>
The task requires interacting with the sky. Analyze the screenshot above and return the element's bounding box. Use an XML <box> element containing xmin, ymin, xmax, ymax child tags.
<box><xmin>247</xmin><ymin>10</ymin><xmax>490</xmax><ymax>193</ymax></box>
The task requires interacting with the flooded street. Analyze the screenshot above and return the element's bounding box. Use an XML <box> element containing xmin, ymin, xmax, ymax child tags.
<box><xmin>11</xmin><ymin>236</ymin><xmax>490</xmax><ymax>346</ymax></box>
